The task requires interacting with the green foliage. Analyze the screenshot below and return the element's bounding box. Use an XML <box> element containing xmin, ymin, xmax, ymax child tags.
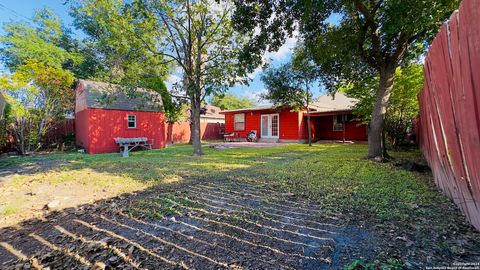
<box><xmin>345</xmin><ymin>260</ymin><xmax>376</xmax><ymax>270</ymax></box>
<box><xmin>0</xmin><ymin>8</ymin><xmax>82</xmax><ymax>154</ymax></box>
<box><xmin>71</xmin><ymin>0</ymin><xmax>169</xmax><ymax>83</ymax></box>
<box><xmin>72</xmin><ymin>0</ymin><xmax>252</xmax><ymax>155</ymax></box>
<box><xmin>343</xmin><ymin>64</ymin><xmax>424</xmax><ymax>148</ymax></box>
<box><xmin>141</xmin><ymin>77</ymin><xmax>184</xmax><ymax>123</ymax></box>
<box><xmin>260</xmin><ymin>46</ymin><xmax>317</xmax><ymax>145</ymax></box>
<box><xmin>386</xmin><ymin>65</ymin><xmax>423</xmax><ymax>147</ymax></box>
<box><xmin>261</xmin><ymin>46</ymin><xmax>317</xmax><ymax>111</ymax></box>
<box><xmin>345</xmin><ymin>259</ymin><xmax>404</xmax><ymax>270</ymax></box>
<box><xmin>233</xmin><ymin>0</ymin><xmax>458</xmax><ymax>91</ymax></box>
<box><xmin>1</xmin><ymin>59</ymin><xmax>75</xmax><ymax>153</ymax></box>
<box><xmin>261</xmin><ymin>63</ymin><xmax>310</xmax><ymax>111</ymax></box>
<box><xmin>0</xmin><ymin>8</ymin><xmax>83</xmax><ymax>70</ymax></box>
<box><xmin>210</xmin><ymin>94</ymin><xmax>255</xmax><ymax>110</ymax></box>
<box><xmin>233</xmin><ymin>0</ymin><xmax>459</xmax><ymax>157</ymax></box>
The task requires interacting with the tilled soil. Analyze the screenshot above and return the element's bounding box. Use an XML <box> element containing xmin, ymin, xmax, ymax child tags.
<box><xmin>0</xmin><ymin>181</ymin><xmax>375</xmax><ymax>269</ymax></box>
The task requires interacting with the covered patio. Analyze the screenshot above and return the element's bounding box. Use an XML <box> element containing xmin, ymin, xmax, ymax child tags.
<box><xmin>307</xmin><ymin>111</ymin><xmax>368</xmax><ymax>143</ymax></box>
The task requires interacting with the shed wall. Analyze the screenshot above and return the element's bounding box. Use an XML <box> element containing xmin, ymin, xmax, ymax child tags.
<box><xmin>86</xmin><ymin>108</ymin><xmax>166</xmax><ymax>154</ymax></box>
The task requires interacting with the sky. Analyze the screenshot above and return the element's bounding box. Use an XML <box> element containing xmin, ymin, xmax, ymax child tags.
<box><xmin>0</xmin><ymin>0</ymin><xmax>339</xmax><ymax>104</ymax></box>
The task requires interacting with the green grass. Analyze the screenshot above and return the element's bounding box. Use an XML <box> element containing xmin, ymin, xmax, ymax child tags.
<box><xmin>1</xmin><ymin>205</ymin><xmax>20</xmax><ymax>217</ymax></box>
<box><xmin>3</xmin><ymin>143</ymin><xmax>479</xmax><ymax>267</ymax></box>
<box><xmin>0</xmin><ymin>144</ymin><xmax>448</xmax><ymax>224</ymax></box>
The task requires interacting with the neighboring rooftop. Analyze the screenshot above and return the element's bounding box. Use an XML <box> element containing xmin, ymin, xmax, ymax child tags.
<box><xmin>77</xmin><ymin>80</ymin><xmax>164</xmax><ymax>112</ymax></box>
<box><xmin>183</xmin><ymin>104</ymin><xmax>225</xmax><ymax>120</ymax></box>
<box><xmin>219</xmin><ymin>92</ymin><xmax>357</xmax><ymax>114</ymax></box>
<box><xmin>311</xmin><ymin>92</ymin><xmax>357</xmax><ymax>113</ymax></box>
<box><xmin>202</xmin><ymin>105</ymin><xmax>224</xmax><ymax>120</ymax></box>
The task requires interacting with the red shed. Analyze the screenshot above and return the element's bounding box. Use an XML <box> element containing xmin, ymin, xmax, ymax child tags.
<box><xmin>75</xmin><ymin>80</ymin><xmax>166</xmax><ymax>154</ymax></box>
<box><xmin>220</xmin><ymin>93</ymin><xmax>367</xmax><ymax>142</ymax></box>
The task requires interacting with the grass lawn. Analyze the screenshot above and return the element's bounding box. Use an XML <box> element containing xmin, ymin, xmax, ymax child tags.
<box><xmin>0</xmin><ymin>143</ymin><xmax>479</xmax><ymax>268</ymax></box>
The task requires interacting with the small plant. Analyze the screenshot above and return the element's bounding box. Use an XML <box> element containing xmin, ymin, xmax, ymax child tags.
<box><xmin>345</xmin><ymin>260</ymin><xmax>376</xmax><ymax>270</ymax></box>
<box><xmin>1</xmin><ymin>206</ymin><xmax>20</xmax><ymax>216</ymax></box>
<box><xmin>344</xmin><ymin>259</ymin><xmax>404</xmax><ymax>270</ymax></box>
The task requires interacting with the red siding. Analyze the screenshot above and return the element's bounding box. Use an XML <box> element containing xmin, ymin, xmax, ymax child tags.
<box><xmin>312</xmin><ymin>115</ymin><xmax>367</xmax><ymax>141</ymax></box>
<box><xmin>224</xmin><ymin>108</ymin><xmax>303</xmax><ymax>140</ymax></box>
<box><xmin>223</xmin><ymin>109</ymin><xmax>367</xmax><ymax>141</ymax></box>
<box><xmin>82</xmin><ymin>108</ymin><xmax>166</xmax><ymax>154</ymax></box>
<box><xmin>75</xmin><ymin>109</ymin><xmax>90</xmax><ymax>151</ymax></box>
<box><xmin>418</xmin><ymin>0</ymin><xmax>480</xmax><ymax>230</ymax></box>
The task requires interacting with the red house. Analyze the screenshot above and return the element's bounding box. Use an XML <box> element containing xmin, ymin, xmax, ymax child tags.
<box><xmin>75</xmin><ymin>80</ymin><xmax>166</xmax><ymax>154</ymax></box>
<box><xmin>220</xmin><ymin>93</ymin><xmax>367</xmax><ymax>142</ymax></box>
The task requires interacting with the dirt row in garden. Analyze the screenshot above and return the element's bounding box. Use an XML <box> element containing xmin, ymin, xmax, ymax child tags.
<box><xmin>0</xmin><ymin>181</ymin><xmax>375</xmax><ymax>269</ymax></box>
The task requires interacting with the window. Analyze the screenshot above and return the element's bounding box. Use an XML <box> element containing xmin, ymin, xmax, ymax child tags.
<box><xmin>128</xmin><ymin>115</ymin><xmax>136</xmax><ymax>128</ymax></box>
<box><xmin>346</xmin><ymin>114</ymin><xmax>355</xmax><ymax>122</ymax></box>
<box><xmin>234</xmin><ymin>113</ymin><xmax>245</xmax><ymax>131</ymax></box>
<box><xmin>333</xmin><ymin>115</ymin><xmax>344</xmax><ymax>131</ymax></box>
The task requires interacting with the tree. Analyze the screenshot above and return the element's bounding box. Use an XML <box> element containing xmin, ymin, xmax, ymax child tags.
<box><xmin>0</xmin><ymin>9</ymin><xmax>79</xmax><ymax>154</ymax></box>
<box><xmin>260</xmin><ymin>46</ymin><xmax>316</xmax><ymax>146</ymax></box>
<box><xmin>1</xmin><ymin>59</ymin><xmax>75</xmax><ymax>154</ymax></box>
<box><xmin>73</xmin><ymin>0</ymin><xmax>250</xmax><ymax>156</ymax></box>
<box><xmin>1</xmin><ymin>8</ymin><xmax>83</xmax><ymax>71</ymax></box>
<box><xmin>141</xmin><ymin>77</ymin><xmax>185</xmax><ymax>123</ymax></box>
<box><xmin>210</xmin><ymin>94</ymin><xmax>255</xmax><ymax>110</ymax></box>
<box><xmin>232</xmin><ymin>0</ymin><xmax>458</xmax><ymax>159</ymax></box>
<box><xmin>342</xmin><ymin>63</ymin><xmax>424</xmax><ymax>149</ymax></box>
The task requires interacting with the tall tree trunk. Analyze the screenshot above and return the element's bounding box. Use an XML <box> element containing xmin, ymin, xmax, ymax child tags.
<box><xmin>191</xmin><ymin>95</ymin><xmax>203</xmax><ymax>156</ymax></box>
<box><xmin>368</xmin><ymin>67</ymin><xmax>395</xmax><ymax>159</ymax></box>
<box><xmin>189</xmin><ymin>110</ymin><xmax>194</xmax><ymax>145</ymax></box>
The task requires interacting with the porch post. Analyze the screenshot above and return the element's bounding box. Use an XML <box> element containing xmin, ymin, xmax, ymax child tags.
<box><xmin>342</xmin><ymin>114</ymin><xmax>346</xmax><ymax>143</ymax></box>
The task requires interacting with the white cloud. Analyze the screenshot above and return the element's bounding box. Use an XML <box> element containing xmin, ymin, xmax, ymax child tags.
<box><xmin>240</xmin><ymin>88</ymin><xmax>270</xmax><ymax>105</ymax></box>
<box><xmin>263</xmin><ymin>30</ymin><xmax>299</xmax><ymax>62</ymax></box>
<box><xmin>243</xmin><ymin>30</ymin><xmax>299</xmax><ymax>81</ymax></box>
<box><xmin>166</xmin><ymin>74</ymin><xmax>182</xmax><ymax>89</ymax></box>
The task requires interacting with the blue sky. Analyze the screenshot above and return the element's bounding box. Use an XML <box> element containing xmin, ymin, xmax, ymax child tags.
<box><xmin>0</xmin><ymin>0</ymin><xmax>336</xmax><ymax>104</ymax></box>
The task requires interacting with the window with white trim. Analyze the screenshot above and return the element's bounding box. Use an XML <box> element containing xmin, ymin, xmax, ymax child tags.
<box><xmin>333</xmin><ymin>115</ymin><xmax>344</xmax><ymax>131</ymax></box>
<box><xmin>127</xmin><ymin>115</ymin><xmax>137</xmax><ymax>128</ymax></box>
<box><xmin>234</xmin><ymin>113</ymin><xmax>245</xmax><ymax>131</ymax></box>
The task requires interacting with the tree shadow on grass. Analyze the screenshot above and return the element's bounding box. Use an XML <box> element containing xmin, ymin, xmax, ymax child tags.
<box><xmin>0</xmin><ymin>174</ymin><xmax>375</xmax><ymax>269</ymax></box>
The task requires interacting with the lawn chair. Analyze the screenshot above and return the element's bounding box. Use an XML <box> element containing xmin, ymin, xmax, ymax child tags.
<box><xmin>224</xmin><ymin>132</ymin><xmax>234</xmax><ymax>142</ymax></box>
<box><xmin>247</xmin><ymin>130</ymin><xmax>257</xmax><ymax>142</ymax></box>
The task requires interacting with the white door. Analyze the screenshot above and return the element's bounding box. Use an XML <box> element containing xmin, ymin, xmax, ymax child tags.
<box><xmin>260</xmin><ymin>114</ymin><xmax>279</xmax><ymax>138</ymax></box>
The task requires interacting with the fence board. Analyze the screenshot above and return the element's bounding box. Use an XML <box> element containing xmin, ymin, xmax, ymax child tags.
<box><xmin>419</xmin><ymin>0</ymin><xmax>480</xmax><ymax>230</ymax></box>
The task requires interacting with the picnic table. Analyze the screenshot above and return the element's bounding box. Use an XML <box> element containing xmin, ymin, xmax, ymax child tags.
<box><xmin>114</xmin><ymin>137</ymin><xmax>153</xmax><ymax>157</ymax></box>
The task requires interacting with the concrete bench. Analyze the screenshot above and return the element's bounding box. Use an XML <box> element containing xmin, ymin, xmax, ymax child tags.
<box><xmin>114</xmin><ymin>137</ymin><xmax>153</xmax><ymax>157</ymax></box>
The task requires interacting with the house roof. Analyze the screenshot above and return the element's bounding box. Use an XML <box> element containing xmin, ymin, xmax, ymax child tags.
<box><xmin>78</xmin><ymin>80</ymin><xmax>164</xmax><ymax>112</ymax></box>
<box><xmin>219</xmin><ymin>104</ymin><xmax>276</xmax><ymax>114</ymax></box>
<box><xmin>183</xmin><ymin>104</ymin><xmax>225</xmax><ymax>120</ymax></box>
<box><xmin>202</xmin><ymin>105</ymin><xmax>224</xmax><ymax>119</ymax></box>
<box><xmin>219</xmin><ymin>92</ymin><xmax>357</xmax><ymax>114</ymax></box>
<box><xmin>310</xmin><ymin>92</ymin><xmax>357</xmax><ymax>113</ymax></box>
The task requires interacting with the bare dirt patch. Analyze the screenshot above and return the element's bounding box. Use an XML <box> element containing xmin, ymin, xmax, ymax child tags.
<box><xmin>0</xmin><ymin>181</ymin><xmax>375</xmax><ymax>269</ymax></box>
<box><xmin>0</xmin><ymin>160</ymin><xmax>147</xmax><ymax>228</ymax></box>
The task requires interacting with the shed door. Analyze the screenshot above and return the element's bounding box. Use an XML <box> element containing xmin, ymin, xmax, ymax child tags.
<box><xmin>261</xmin><ymin>114</ymin><xmax>279</xmax><ymax>138</ymax></box>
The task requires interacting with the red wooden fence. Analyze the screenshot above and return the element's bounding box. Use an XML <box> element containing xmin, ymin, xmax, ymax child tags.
<box><xmin>418</xmin><ymin>0</ymin><xmax>480</xmax><ymax>230</ymax></box>
<box><xmin>165</xmin><ymin>122</ymin><xmax>224</xmax><ymax>144</ymax></box>
<box><xmin>44</xmin><ymin>119</ymin><xmax>75</xmax><ymax>146</ymax></box>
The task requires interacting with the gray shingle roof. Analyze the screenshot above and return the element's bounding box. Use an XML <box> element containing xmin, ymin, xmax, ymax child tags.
<box><xmin>219</xmin><ymin>93</ymin><xmax>358</xmax><ymax>114</ymax></box>
<box><xmin>311</xmin><ymin>92</ymin><xmax>357</xmax><ymax>113</ymax></box>
<box><xmin>79</xmin><ymin>80</ymin><xmax>164</xmax><ymax>112</ymax></box>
